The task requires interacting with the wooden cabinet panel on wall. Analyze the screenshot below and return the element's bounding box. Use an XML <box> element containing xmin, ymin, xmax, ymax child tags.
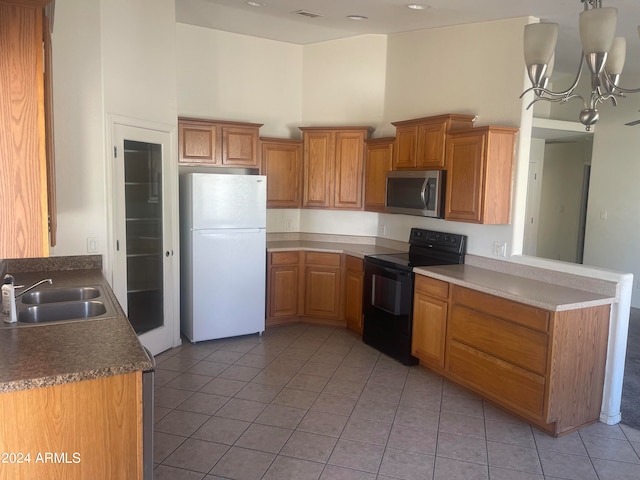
<box><xmin>391</xmin><ymin>114</ymin><xmax>475</xmax><ymax>170</ymax></box>
<box><xmin>364</xmin><ymin>137</ymin><xmax>394</xmax><ymax>212</ymax></box>
<box><xmin>267</xmin><ymin>251</ymin><xmax>302</xmax><ymax>325</ymax></box>
<box><xmin>304</xmin><ymin>252</ymin><xmax>343</xmax><ymax>322</ymax></box>
<box><xmin>300</xmin><ymin>127</ymin><xmax>371</xmax><ymax>210</ymax></box>
<box><xmin>344</xmin><ymin>255</ymin><xmax>364</xmax><ymax>335</ymax></box>
<box><xmin>261</xmin><ymin>137</ymin><xmax>303</xmax><ymax>208</ymax></box>
<box><xmin>178</xmin><ymin>118</ymin><xmax>262</xmax><ymax>168</ymax></box>
<box><xmin>0</xmin><ymin>0</ymin><xmax>54</xmax><ymax>258</ymax></box>
<box><xmin>445</xmin><ymin>126</ymin><xmax>518</xmax><ymax>224</ymax></box>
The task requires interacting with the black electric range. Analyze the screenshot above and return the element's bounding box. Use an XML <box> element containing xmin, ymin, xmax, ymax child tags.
<box><xmin>362</xmin><ymin>228</ymin><xmax>467</xmax><ymax>365</ymax></box>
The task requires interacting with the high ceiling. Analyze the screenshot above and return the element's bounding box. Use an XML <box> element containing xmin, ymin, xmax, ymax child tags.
<box><xmin>176</xmin><ymin>0</ymin><xmax>640</xmax><ymax>75</ymax></box>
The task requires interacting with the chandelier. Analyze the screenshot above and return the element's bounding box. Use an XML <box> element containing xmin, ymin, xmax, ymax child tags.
<box><xmin>521</xmin><ymin>0</ymin><xmax>640</xmax><ymax>131</ymax></box>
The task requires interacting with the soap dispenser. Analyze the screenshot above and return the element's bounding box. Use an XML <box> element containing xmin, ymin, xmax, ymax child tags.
<box><xmin>2</xmin><ymin>274</ymin><xmax>17</xmax><ymax>324</ymax></box>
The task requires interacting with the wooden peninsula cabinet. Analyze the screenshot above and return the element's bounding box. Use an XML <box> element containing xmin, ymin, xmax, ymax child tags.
<box><xmin>300</xmin><ymin>127</ymin><xmax>372</xmax><ymax>210</ymax></box>
<box><xmin>0</xmin><ymin>373</ymin><xmax>143</xmax><ymax>479</ymax></box>
<box><xmin>391</xmin><ymin>114</ymin><xmax>476</xmax><ymax>170</ymax></box>
<box><xmin>344</xmin><ymin>255</ymin><xmax>364</xmax><ymax>335</ymax></box>
<box><xmin>412</xmin><ymin>275</ymin><xmax>611</xmax><ymax>436</ymax></box>
<box><xmin>364</xmin><ymin>138</ymin><xmax>394</xmax><ymax>212</ymax></box>
<box><xmin>444</xmin><ymin>126</ymin><xmax>518</xmax><ymax>224</ymax></box>
<box><xmin>261</xmin><ymin>137</ymin><xmax>303</xmax><ymax>208</ymax></box>
<box><xmin>178</xmin><ymin>118</ymin><xmax>262</xmax><ymax>168</ymax></box>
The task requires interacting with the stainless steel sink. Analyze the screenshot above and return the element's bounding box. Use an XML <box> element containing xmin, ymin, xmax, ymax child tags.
<box><xmin>18</xmin><ymin>301</ymin><xmax>108</xmax><ymax>323</ymax></box>
<box><xmin>21</xmin><ymin>286</ymin><xmax>101</xmax><ymax>304</ymax></box>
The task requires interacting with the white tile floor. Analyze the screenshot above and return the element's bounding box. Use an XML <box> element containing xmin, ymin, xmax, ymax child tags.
<box><xmin>153</xmin><ymin>324</ymin><xmax>640</xmax><ymax>480</ymax></box>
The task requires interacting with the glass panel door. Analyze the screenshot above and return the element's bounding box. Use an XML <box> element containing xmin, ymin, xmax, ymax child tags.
<box><xmin>123</xmin><ymin>140</ymin><xmax>163</xmax><ymax>334</ymax></box>
<box><xmin>112</xmin><ymin>121</ymin><xmax>178</xmax><ymax>355</ymax></box>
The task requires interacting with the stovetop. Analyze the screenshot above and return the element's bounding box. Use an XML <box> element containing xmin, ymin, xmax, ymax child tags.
<box><xmin>365</xmin><ymin>228</ymin><xmax>467</xmax><ymax>271</ymax></box>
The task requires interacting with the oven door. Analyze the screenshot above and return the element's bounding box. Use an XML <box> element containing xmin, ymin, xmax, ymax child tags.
<box><xmin>362</xmin><ymin>260</ymin><xmax>418</xmax><ymax>365</ymax></box>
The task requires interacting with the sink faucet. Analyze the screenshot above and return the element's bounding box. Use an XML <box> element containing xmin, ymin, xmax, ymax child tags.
<box><xmin>2</xmin><ymin>275</ymin><xmax>52</xmax><ymax>324</ymax></box>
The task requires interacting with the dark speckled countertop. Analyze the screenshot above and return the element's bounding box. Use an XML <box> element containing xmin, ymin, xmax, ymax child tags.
<box><xmin>0</xmin><ymin>257</ymin><xmax>152</xmax><ymax>394</ymax></box>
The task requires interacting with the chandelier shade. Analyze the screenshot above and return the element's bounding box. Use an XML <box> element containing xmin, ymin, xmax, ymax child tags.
<box><xmin>578</xmin><ymin>7</ymin><xmax>617</xmax><ymax>55</ymax></box>
<box><xmin>605</xmin><ymin>37</ymin><xmax>626</xmax><ymax>75</ymax></box>
<box><xmin>524</xmin><ymin>23</ymin><xmax>558</xmax><ymax>66</ymax></box>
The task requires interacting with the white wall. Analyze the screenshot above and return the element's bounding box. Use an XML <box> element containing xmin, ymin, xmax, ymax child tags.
<box><xmin>50</xmin><ymin>0</ymin><xmax>105</xmax><ymax>257</ymax></box>
<box><xmin>176</xmin><ymin>24</ymin><xmax>303</xmax><ymax>138</ymax></box>
<box><xmin>583</xmin><ymin>74</ymin><xmax>640</xmax><ymax>307</ymax></box>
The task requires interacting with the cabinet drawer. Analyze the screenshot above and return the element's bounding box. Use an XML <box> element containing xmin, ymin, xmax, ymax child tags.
<box><xmin>450</xmin><ymin>305</ymin><xmax>548</xmax><ymax>375</ymax></box>
<box><xmin>453</xmin><ymin>286</ymin><xmax>549</xmax><ymax>332</ymax></box>
<box><xmin>271</xmin><ymin>251</ymin><xmax>299</xmax><ymax>266</ymax></box>
<box><xmin>415</xmin><ymin>275</ymin><xmax>449</xmax><ymax>300</ymax></box>
<box><xmin>345</xmin><ymin>255</ymin><xmax>363</xmax><ymax>272</ymax></box>
<box><xmin>448</xmin><ymin>340</ymin><xmax>546</xmax><ymax>418</ymax></box>
<box><xmin>306</xmin><ymin>251</ymin><xmax>341</xmax><ymax>267</ymax></box>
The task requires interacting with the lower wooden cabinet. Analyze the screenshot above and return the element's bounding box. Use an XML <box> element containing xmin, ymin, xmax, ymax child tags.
<box><xmin>344</xmin><ymin>255</ymin><xmax>364</xmax><ymax>335</ymax></box>
<box><xmin>304</xmin><ymin>252</ymin><xmax>342</xmax><ymax>321</ymax></box>
<box><xmin>412</xmin><ymin>276</ymin><xmax>611</xmax><ymax>436</ymax></box>
<box><xmin>267</xmin><ymin>251</ymin><xmax>355</xmax><ymax>328</ymax></box>
<box><xmin>267</xmin><ymin>251</ymin><xmax>301</xmax><ymax>325</ymax></box>
<box><xmin>411</xmin><ymin>275</ymin><xmax>449</xmax><ymax>369</ymax></box>
<box><xmin>0</xmin><ymin>372</ymin><xmax>142</xmax><ymax>479</ymax></box>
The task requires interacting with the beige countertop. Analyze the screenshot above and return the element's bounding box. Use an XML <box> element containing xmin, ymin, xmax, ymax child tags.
<box><xmin>414</xmin><ymin>264</ymin><xmax>615</xmax><ymax>312</ymax></box>
<box><xmin>0</xmin><ymin>266</ymin><xmax>152</xmax><ymax>394</ymax></box>
<box><xmin>267</xmin><ymin>240</ymin><xmax>405</xmax><ymax>258</ymax></box>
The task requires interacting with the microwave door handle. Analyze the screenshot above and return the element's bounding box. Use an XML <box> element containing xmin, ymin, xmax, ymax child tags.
<box><xmin>421</xmin><ymin>179</ymin><xmax>429</xmax><ymax>208</ymax></box>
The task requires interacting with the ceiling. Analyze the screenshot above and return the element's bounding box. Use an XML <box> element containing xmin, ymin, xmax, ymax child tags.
<box><xmin>176</xmin><ymin>0</ymin><xmax>640</xmax><ymax>75</ymax></box>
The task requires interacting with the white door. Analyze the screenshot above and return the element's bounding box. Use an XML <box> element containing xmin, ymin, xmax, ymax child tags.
<box><xmin>112</xmin><ymin>121</ymin><xmax>179</xmax><ymax>355</ymax></box>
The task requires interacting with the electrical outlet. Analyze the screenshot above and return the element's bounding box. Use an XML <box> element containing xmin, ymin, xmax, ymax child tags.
<box><xmin>285</xmin><ymin>218</ymin><xmax>293</xmax><ymax>231</ymax></box>
<box><xmin>87</xmin><ymin>237</ymin><xmax>98</xmax><ymax>253</ymax></box>
<box><xmin>493</xmin><ymin>241</ymin><xmax>506</xmax><ymax>257</ymax></box>
<box><xmin>380</xmin><ymin>224</ymin><xmax>386</xmax><ymax>235</ymax></box>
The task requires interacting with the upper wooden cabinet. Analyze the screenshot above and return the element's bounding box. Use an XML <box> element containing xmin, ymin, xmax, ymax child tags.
<box><xmin>300</xmin><ymin>126</ymin><xmax>372</xmax><ymax>210</ymax></box>
<box><xmin>261</xmin><ymin>137</ymin><xmax>303</xmax><ymax>208</ymax></box>
<box><xmin>445</xmin><ymin>126</ymin><xmax>518</xmax><ymax>224</ymax></box>
<box><xmin>391</xmin><ymin>114</ymin><xmax>476</xmax><ymax>170</ymax></box>
<box><xmin>364</xmin><ymin>137</ymin><xmax>394</xmax><ymax>213</ymax></box>
<box><xmin>0</xmin><ymin>0</ymin><xmax>54</xmax><ymax>258</ymax></box>
<box><xmin>178</xmin><ymin>118</ymin><xmax>263</xmax><ymax>168</ymax></box>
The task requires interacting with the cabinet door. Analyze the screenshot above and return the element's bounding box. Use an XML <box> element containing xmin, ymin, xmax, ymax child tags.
<box><xmin>412</xmin><ymin>292</ymin><xmax>448</xmax><ymax>368</ymax></box>
<box><xmin>393</xmin><ymin>126</ymin><xmax>417</xmax><ymax>169</ymax></box>
<box><xmin>334</xmin><ymin>131</ymin><xmax>365</xmax><ymax>209</ymax></box>
<box><xmin>222</xmin><ymin>125</ymin><xmax>259</xmax><ymax>167</ymax></box>
<box><xmin>269</xmin><ymin>265</ymin><xmax>300</xmax><ymax>318</ymax></box>
<box><xmin>344</xmin><ymin>256</ymin><xmax>364</xmax><ymax>335</ymax></box>
<box><xmin>303</xmin><ymin>131</ymin><xmax>333</xmax><ymax>208</ymax></box>
<box><xmin>261</xmin><ymin>139</ymin><xmax>302</xmax><ymax>208</ymax></box>
<box><xmin>445</xmin><ymin>132</ymin><xmax>485</xmax><ymax>223</ymax></box>
<box><xmin>179</xmin><ymin>121</ymin><xmax>218</xmax><ymax>165</ymax></box>
<box><xmin>416</xmin><ymin>121</ymin><xmax>447</xmax><ymax>168</ymax></box>
<box><xmin>305</xmin><ymin>266</ymin><xmax>341</xmax><ymax>318</ymax></box>
<box><xmin>364</xmin><ymin>139</ymin><xmax>393</xmax><ymax>212</ymax></box>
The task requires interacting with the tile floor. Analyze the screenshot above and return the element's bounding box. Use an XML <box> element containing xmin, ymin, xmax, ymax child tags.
<box><xmin>153</xmin><ymin>324</ymin><xmax>640</xmax><ymax>480</ymax></box>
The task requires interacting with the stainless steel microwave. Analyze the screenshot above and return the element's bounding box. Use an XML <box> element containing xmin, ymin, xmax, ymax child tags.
<box><xmin>385</xmin><ymin>170</ymin><xmax>446</xmax><ymax>218</ymax></box>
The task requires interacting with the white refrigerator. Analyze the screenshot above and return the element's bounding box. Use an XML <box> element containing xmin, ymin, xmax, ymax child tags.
<box><xmin>180</xmin><ymin>172</ymin><xmax>266</xmax><ymax>342</ymax></box>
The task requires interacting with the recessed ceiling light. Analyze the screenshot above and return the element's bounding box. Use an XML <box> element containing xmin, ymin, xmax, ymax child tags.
<box><xmin>347</xmin><ymin>15</ymin><xmax>368</xmax><ymax>21</ymax></box>
<box><xmin>407</xmin><ymin>4</ymin><xmax>429</xmax><ymax>10</ymax></box>
<box><xmin>246</xmin><ymin>1</ymin><xmax>265</xmax><ymax>7</ymax></box>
